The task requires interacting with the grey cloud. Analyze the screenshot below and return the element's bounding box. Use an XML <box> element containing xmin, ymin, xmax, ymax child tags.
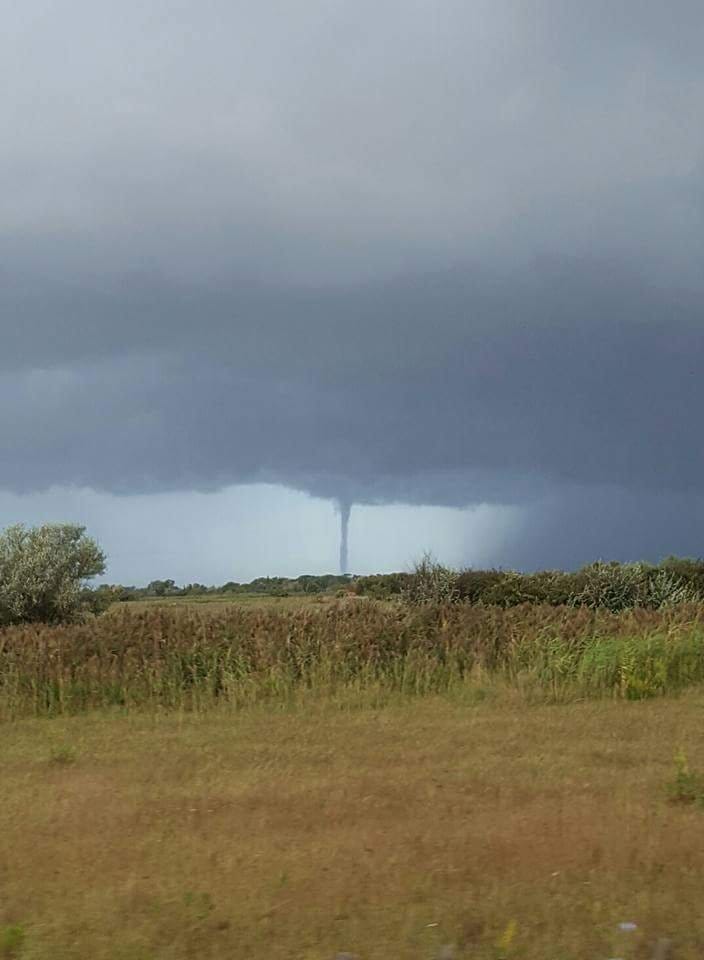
<box><xmin>500</xmin><ymin>485</ymin><xmax>704</xmax><ymax>571</ymax></box>
<box><xmin>3</xmin><ymin>260</ymin><xmax>702</xmax><ymax>506</ymax></box>
<box><xmin>2</xmin><ymin>1</ymin><xmax>704</xmax><ymax>565</ymax></box>
<box><xmin>3</xmin><ymin>1</ymin><xmax>703</xmax><ymax>282</ymax></box>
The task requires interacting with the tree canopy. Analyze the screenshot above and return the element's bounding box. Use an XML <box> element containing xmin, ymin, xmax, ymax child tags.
<box><xmin>0</xmin><ymin>523</ymin><xmax>106</xmax><ymax>625</ymax></box>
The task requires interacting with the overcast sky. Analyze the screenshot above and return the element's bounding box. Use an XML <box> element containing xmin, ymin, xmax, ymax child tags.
<box><xmin>2</xmin><ymin>1</ymin><xmax>703</xmax><ymax>583</ymax></box>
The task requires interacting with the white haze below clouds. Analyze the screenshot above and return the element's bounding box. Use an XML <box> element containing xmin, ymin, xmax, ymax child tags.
<box><xmin>0</xmin><ymin>485</ymin><xmax>519</xmax><ymax>585</ymax></box>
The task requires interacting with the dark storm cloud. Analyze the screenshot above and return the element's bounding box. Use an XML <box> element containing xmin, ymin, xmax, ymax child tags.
<box><xmin>492</xmin><ymin>483</ymin><xmax>704</xmax><ymax>573</ymax></box>
<box><xmin>2</xmin><ymin>0</ymin><xmax>704</xmax><ymax>563</ymax></box>
<box><xmin>3</xmin><ymin>261</ymin><xmax>701</xmax><ymax>503</ymax></box>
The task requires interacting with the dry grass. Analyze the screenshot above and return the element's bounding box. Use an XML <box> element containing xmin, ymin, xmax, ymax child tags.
<box><xmin>4</xmin><ymin>602</ymin><xmax>704</xmax><ymax>717</ymax></box>
<box><xmin>3</xmin><ymin>691</ymin><xmax>704</xmax><ymax>958</ymax></box>
<box><xmin>127</xmin><ymin>593</ymin><xmax>337</xmax><ymax>611</ymax></box>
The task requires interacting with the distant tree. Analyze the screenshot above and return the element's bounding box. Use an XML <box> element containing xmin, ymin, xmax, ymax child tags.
<box><xmin>146</xmin><ymin>579</ymin><xmax>178</xmax><ymax>597</ymax></box>
<box><xmin>183</xmin><ymin>583</ymin><xmax>209</xmax><ymax>596</ymax></box>
<box><xmin>0</xmin><ymin>523</ymin><xmax>106</xmax><ymax>625</ymax></box>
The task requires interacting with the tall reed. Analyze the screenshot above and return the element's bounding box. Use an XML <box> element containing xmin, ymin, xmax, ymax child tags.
<box><xmin>2</xmin><ymin>601</ymin><xmax>704</xmax><ymax>717</ymax></box>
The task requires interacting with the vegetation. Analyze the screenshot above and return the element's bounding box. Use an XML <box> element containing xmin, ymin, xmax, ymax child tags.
<box><xmin>99</xmin><ymin>573</ymin><xmax>355</xmax><ymax>603</ymax></box>
<box><xmin>356</xmin><ymin>556</ymin><xmax>704</xmax><ymax>610</ymax></box>
<box><xmin>4</xmin><ymin>524</ymin><xmax>704</xmax><ymax>954</ymax></box>
<box><xmin>400</xmin><ymin>554</ymin><xmax>460</xmax><ymax>605</ymax></box>
<box><xmin>4</xmin><ymin>693</ymin><xmax>704</xmax><ymax>959</ymax></box>
<box><xmin>666</xmin><ymin>748</ymin><xmax>704</xmax><ymax>805</ymax></box>
<box><xmin>3</xmin><ymin>601</ymin><xmax>704</xmax><ymax>718</ymax></box>
<box><xmin>87</xmin><ymin>557</ymin><xmax>704</xmax><ymax>614</ymax></box>
<box><xmin>0</xmin><ymin>523</ymin><xmax>105</xmax><ymax>627</ymax></box>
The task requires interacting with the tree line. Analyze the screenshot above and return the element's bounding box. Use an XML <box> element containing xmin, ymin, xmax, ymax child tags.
<box><xmin>102</xmin><ymin>572</ymin><xmax>354</xmax><ymax>602</ymax></box>
<box><xmin>3</xmin><ymin>522</ymin><xmax>704</xmax><ymax>626</ymax></box>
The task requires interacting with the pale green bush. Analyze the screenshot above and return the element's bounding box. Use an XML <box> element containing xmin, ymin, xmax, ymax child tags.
<box><xmin>0</xmin><ymin>523</ymin><xmax>105</xmax><ymax>626</ymax></box>
<box><xmin>568</xmin><ymin>560</ymin><xmax>697</xmax><ymax>612</ymax></box>
<box><xmin>402</xmin><ymin>553</ymin><xmax>460</xmax><ymax>604</ymax></box>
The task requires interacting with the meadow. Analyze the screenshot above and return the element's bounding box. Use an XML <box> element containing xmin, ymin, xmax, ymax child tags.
<box><xmin>126</xmin><ymin>592</ymin><xmax>326</xmax><ymax>611</ymax></box>
<box><xmin>3</xmin><ymin>600</ymin><xmax>704</xmax><ymax>958</ymax></box>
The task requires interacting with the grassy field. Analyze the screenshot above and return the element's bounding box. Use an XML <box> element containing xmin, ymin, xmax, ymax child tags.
<box><xmin>4</xmin><ymin>601</ymin><xmax>704</xmax><ymax>958</ymax></box>
<box><xmin>125</xmin><ymin>593</ymin><xmax>337</xmax><ymax>611</ymax></box>
<box><xmin>3</xmin><ymin>691</ymin><xmax>704</xmax><ymax>959</ymax></box>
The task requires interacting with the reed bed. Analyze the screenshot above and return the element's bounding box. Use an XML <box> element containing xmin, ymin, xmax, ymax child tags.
<box><xmin>2</xmin><ymin>600</ymin><xmax>704</xmax><ymax>717</ymax></box>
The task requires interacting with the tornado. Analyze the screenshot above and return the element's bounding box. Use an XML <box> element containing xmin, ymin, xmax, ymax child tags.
<box><xmin>337</xmin><ymin>499</ymin><xmax>352</xmax><ymax>575</ymax></box>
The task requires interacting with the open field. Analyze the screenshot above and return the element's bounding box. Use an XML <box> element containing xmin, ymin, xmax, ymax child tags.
<box><xmin>124</xmin><ymin>592</ymin><xmax>336</xmax><ymax>612</ymax></box>
<box><xmin>3</xmin><ymin>692</ymin><xmax>704</xmax><ymax>959</ymax></box>
<box><xmin>4</xmin><ymin>601</ymin><xmax>704</xmax><ymax>958</ymax></box>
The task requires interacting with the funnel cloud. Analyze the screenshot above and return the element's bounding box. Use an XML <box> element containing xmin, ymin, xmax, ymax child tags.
<box><xmin>337</xmin><ymin>500</ymin><xmax>352</xmax><ymax>575</ymax></box>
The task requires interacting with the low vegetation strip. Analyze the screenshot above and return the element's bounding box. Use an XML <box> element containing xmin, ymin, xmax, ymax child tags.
<box><xmin>2</xmin><ymin>602</ymin><xmax>704</xmax><ymax>717</ymax></box>
<box><xmin>357</xmin><ymin>556</ymin><xmax>704</xmax><ymax>609</ymax></box>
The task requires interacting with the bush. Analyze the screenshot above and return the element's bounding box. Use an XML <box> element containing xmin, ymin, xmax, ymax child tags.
<box><xmin>0</xmin><ymin>523</ymin><xmax>106</xmax><ymax>626</ymax></box>
<box><xmin>79</xmin><ymin>583</ymin><xmax>123</xmax><ymax>616</ymax></box>
<box><xmin>353</xmin><ymin>572</ymin><xmax>411</xmax><ymax>599</ymax></box>
<box><xmin>567</xmin><ymin>561</ymin><xmax>646</xmax><ymax>611</ymax></box>
<box><xmin>659</xmin><ymin>556</ymin><xmax>704</xmax><ymax>596</ymax></box>
<box><xmin>402</xmin><ymin>554</ymin><xmax>459</xmax><ymax>604</ymax></box>
<box><xmin>568</xmin><ymin>561</ymin><xmax>697</xmax><ymax>612</ymax></box>
<box><xmin>455</xmin><ymin>569</ymin><xmax>507</xmax><ymax>603</ymax></box>
<box><xmin>401</xmin><ymin>557</ymin><xmax>702</xmax><ymax>610</ymax></box>
<box><xmin>667</xmin><ymin>749</ymin><xmax>704</xmax><ymax>805</ymax></box>
<box><xmin>472</xmin><ymin>570</ymin><xmax>577</xmax><ymax>607</ymax></box>
<box><xmin>646</xmin><ymin>568</ymin><xmax>698</xmax><ymax>608</ymax></box>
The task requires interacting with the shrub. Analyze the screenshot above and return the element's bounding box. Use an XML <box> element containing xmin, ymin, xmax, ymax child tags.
<box><xmin>471</xmin><ymin>570</ymin><xmax>576</xmax><ymax>607</ymax></box>
<box><xmin>646</xmin><ymin>568</ymin><xmax>698</xmax><ymax>608</ymax></box>
<box><xmin>78</xmin><ymin>583</ymin><xmax>123</xmax><ymax>616</ymax></box>
<box><xmin>403</xmin><ymin>558</ymin><xmax>702</xmax><ymax>610</ymax></box>
<box><xmin>353</xmin><ymin>573</ymin><xmax>411</xmax><ymax>599</ymax></box>
<box><xmin>667</xmin><ymin>749</ymin><xmax>704</xmax><ymax>805</ymax></box>
<box><xmin>568</xmin><ymin>561</ymin><xmax>697</xmax><ymax>612</ymax></box>
<box><xmin>402</xmin><ymin>554</ymin><xmax>459</xmax><ymax>604</ymax></box>
<box><xmin>455</xmin><ymin>569</ymin><xmax>507</xmax><ymax>603</ymax></box>
<box><xmin>659</xmin><ymin>556</ymin><xmax>704</xmax><ymax>596</ymax></box>
<box><xmin>0</xmin><ymin>523</ymin><xmax>106</xmax><ymax>626</ymax></box>
<box><xmin>568</xmin><ymin>561</ymin><xmax>648</xmax><ymax>612</ymax></box>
